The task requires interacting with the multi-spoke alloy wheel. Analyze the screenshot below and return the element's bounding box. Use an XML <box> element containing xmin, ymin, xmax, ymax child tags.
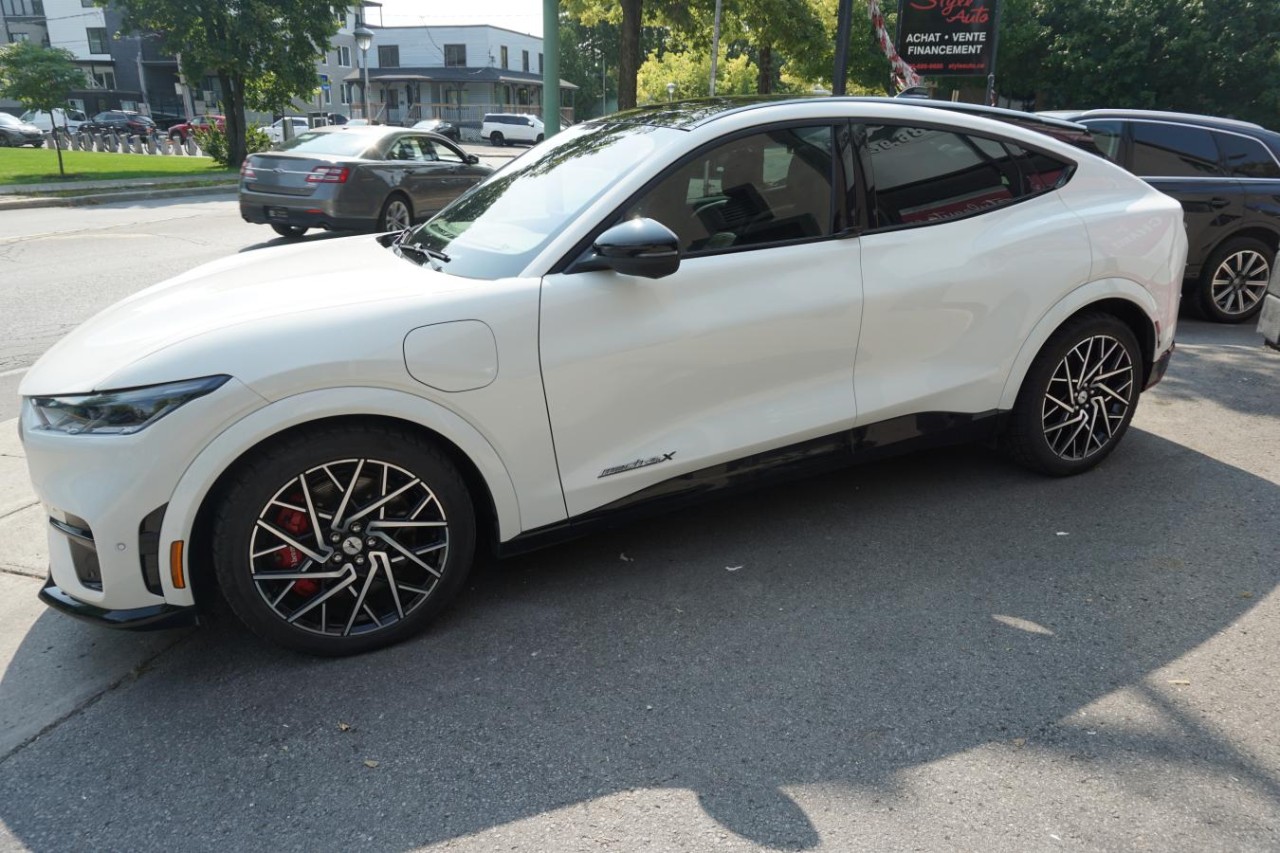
<box><xmin>379</xmin><ymin>195</ymin><xmax>412</xmax><ymax>232</ymax></box>
<box><xmin>1004</xmin><ymin>313</ymin><xmax>1142</xmax><ymax>476</ymax></box>
<box><xmin>1199</xmin><ymin>238</ymin><xmax>1274</xmax><ymax>323</ymax></box>
<box><xmin>1040</xmin><ymin>334</ymin><xmax>1133</xmax><ymax>461</ymax></box>
<box><xmin>213</xmin><ymin>426</ymin><xmax>475</xmax><ymax>655</ymax></box>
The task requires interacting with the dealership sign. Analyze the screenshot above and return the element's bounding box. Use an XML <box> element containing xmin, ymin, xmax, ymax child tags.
<box><xmin>895</xmin><ymin>0</ymin><xmax>998</xmax><ymax>76</ymax></box>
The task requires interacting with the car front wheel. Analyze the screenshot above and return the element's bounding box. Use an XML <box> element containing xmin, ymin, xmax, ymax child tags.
<box><xmin>1197</xmin><ymin>237</ymin><xmax>1272</xmax><ymax>323</ymax></box>
<box><xmin>1004</xmin><ymin>313</ymin><xmax>1141</xmax><ymax>476</ymax></box>
<box><xmin>490</xmin><ymin>131</ymin><xmax>504</xmax><ymax>146</ymax></box>
<box><xmin>211</xmin><ymin>424</ymin><xmax>477</xmax><ymax>655</ymax></box>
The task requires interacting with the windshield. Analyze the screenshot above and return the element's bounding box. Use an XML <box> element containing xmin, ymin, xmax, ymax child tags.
<box><xmin>0</xmin><ymin>113</ymin><xmax>23</xmax><ymax>127</ymax></box>
<box><xmin>403</xmin><ymin>122</ymin><xmax>672</xmax><ymax>279</ymax></box>
<box><xmin>276</xmin><ymin>131</ymin><xmax>375</xmax><ymax>157</ymax></box>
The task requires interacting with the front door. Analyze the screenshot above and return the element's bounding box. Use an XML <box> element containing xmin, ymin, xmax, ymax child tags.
<box><xmin>538</xmin><ymin>123</ymin><xmax>864</xmax><ymax>517</ymax></box>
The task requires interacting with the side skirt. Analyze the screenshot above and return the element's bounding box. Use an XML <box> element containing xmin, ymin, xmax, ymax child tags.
<box><xmin>495</xmin><ymin>410</ymin><xmax>1004</xmax><ymax>558</ymax></box>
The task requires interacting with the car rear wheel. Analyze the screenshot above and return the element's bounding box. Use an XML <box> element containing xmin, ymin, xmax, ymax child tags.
<box><xmin>490</xmin><ymin>131</ymin><xmax>505</xmax><ymax>146</ymax></box>
<box><xmin>1004</xmin><ymin>312</ymin><xmax>1141</xmax><ymax>476</ymax></box>
<box><xmin>271</xmin><ymin>224</ymin><xmax>308</xmax><ymax>239</ymax></box>
<box><xmin>211</xmin><ymin>424</ymin><xmax>477</xmax><ymax>656</ymax></box>
<box><xmin>1197</xmin><ymin>237</ymin><xmax>1272</xmax><ymax>323</ymax></box>
<box><xmin>378</xmin><ymin>194</ymin><xmax>413</xmax><ymax>232</ymax></box>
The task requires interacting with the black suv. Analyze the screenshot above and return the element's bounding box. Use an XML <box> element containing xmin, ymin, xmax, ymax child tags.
<box><xmin>82</xmin><ymin>110</ymin><xmax>158</xmax><ymax>137</ymax></box>
<box><xmin>1051</xmin><ymin>109</ymin><xmax>1280</xmax><ymax>323</ymax></box>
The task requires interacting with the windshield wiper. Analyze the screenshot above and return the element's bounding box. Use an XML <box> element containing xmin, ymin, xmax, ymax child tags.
<box><xmin>394</xmin><ymin>241</ymin><xmax>450</xmax><ymax>267</ymax></box>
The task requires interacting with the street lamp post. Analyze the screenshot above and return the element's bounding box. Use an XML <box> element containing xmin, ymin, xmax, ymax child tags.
<box><xmin>666</xmin><ymin>81</ymin><xmax>676</xmax><ymax>102</ymax></box>
<box><xmin>354</xmin><ymin>26</ymin><xmax>374</xmax><ymax>122</ymax></box>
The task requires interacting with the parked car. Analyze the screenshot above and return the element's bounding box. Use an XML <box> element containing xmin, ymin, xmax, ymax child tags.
<box><xmin>410</xmin><ymin>117</ymin><xmax>460</xmax><ymax>142</ymax></box>
<box><xmin>1047</xmin><ymin>109</ymin><xmax>1280</xmax><ymax>323</ymax></box>
<box><xmin>0</xmin><ymin>112</ymin><xmax>45</xmax><ymax>147</ymax></box>
<box><xmin>19</xmin><ymin>107</ymin><xmax>86</xmax><ymax>133</ymax></box>
<box><xmin>168</xmin><ymin>114</ymin><xmax>225</xmax><ymax>143</ymax></box>
<box><xmin>481</xmin><ymin>112</ymin><xmax>544</xmax><ymax>146</ymax></box>
<box><xmin>264</xmin><ymin>116</ymin><xmax>311</xmax><ymax>144</ymax></box>
<box><xmin>81</xmin><ymin>110</ymin><xmax>158</xmax><ymax>136</ymax></box>
<box><xmin>239</xmin><ymin>125</ymin><xmax>492</xmax><ymax>237</ymax></box>
<box><xmin>21</xmin><ymin>98</ymin><xmax>1186</xmax><ymax>655</ymax></box>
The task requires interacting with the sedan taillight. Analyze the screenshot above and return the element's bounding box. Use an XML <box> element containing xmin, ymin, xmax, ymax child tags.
<box><xmin>306</xmin><ymin>166</ymin><xmax>350</xmax><ymax>184</ymax></box>
<box><xmin>240</xmin><ymin>159</ymin><xmax>256</xmax><ymax>180</ymax></box>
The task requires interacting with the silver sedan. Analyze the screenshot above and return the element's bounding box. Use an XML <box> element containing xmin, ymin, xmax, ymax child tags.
<box><xmin>239</xmin><ymin>126</ymin><xmax>493</xmax><ymax>238</ymax></box>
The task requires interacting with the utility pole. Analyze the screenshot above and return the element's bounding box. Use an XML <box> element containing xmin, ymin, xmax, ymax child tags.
<box><xmin>542</xmin><ymin>0</ymin><xmax>560</xmax><ymax>134</ymax></box>
<box><xmin>833</xmin><ymin>0</ymin><xmax>852</xmax><ymax>96</ymax></box>
<box><xmin>709</xmin><ymin>0</ymin><xmax>723</xmax><ymax>95</ymax></box>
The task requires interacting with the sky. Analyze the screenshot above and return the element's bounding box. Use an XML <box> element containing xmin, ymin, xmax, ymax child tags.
<box><xmin>372</xmin><ymin>0</ymin><xmax>545</xmax><ymax>37</ymax></box>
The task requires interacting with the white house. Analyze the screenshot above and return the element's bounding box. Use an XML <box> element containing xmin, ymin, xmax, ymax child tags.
<box><xmin>342</xmin><ymin>24</ymin><xmax>577</xmax><ymax>126</ymax></box>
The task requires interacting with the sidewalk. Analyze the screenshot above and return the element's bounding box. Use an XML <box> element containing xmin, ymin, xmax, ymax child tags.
<box><xmin>0</xmin><ymin>418</ymin><xmax>186</xmax><ymax>760</ymax></box>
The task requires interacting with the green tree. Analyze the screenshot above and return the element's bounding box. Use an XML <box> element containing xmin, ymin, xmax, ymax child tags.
<box><xmin>0</xmin><ymin>42</ymin><xmax>86</xmax><ymax>177</ymax></box>
<box><xmin>108</xmin><ymin>0</ymin><xmax>347</xmax><ymax>167</ymax></box>
<box><xmin>636</xmin><ymin>48</ymin><xmax>758</xmax><ymax>103</ymax></box>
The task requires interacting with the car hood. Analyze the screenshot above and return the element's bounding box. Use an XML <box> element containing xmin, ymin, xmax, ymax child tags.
<box><xmin>20</xmin><ymin>235</ymin><xmax>475</xmax><ymax>396</ymax></box>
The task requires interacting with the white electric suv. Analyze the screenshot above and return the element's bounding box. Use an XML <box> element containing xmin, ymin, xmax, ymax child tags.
<box><xmin>19</xmin><ymin>99</ymin><xmax>1186</xmax><ymax>655</ymax></box>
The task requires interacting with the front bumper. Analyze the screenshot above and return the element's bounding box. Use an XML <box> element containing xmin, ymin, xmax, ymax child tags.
<box><xmin>39</xmin><ymin>577</ymin><xmax>196</xmax><ymax>631</ymax></box>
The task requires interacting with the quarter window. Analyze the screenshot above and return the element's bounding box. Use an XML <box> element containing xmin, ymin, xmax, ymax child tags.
<box><xmin>1130</xmin><ymin>122</ymin><xmax>1222</xmax><ymax>178</ymax></box>
<box><xmin>1214</xmin><ymin>131</ymin><xmax>1280</xmax><ymax>179</ymax></box>
<box><xmin>864</xmin><ymin>125</ymin><xmax>1021</xmax><ymax>227</ymax></box>
<box><xmin>623</xmin><ymin>125</ymin><xmax>835</xmax><ymax>254</ymax></box>
<box><xmin>1081</xmin><ymin>120</ymin><xmax>1123</xmax><ymax>163</ymax></box>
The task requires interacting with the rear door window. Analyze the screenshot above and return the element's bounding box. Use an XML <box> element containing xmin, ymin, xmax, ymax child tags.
<box><xmin>1130</xmin><ymin>122</ymin><xmax>1223</xmax><ymax>178</ymax></box>
<box><xmin>1214</xmin><ymin>131</ymin><xmax>1280</xmax><ymax>179</ymax></box>
<box><xmin>1080</xmin><ymin>120</ymin><xmax>1123</xmax><ymax>163</ymax></box>
<box><xmin>864</xmin><ymin>124</ymin><xmax>1022</xmax><ymax>227</ymax></box>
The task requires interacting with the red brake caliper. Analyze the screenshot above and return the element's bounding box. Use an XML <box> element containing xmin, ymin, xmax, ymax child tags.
<box><xmin>274</xmin><ymin>508</ymin><xmax>319</xmax><ymax>596</ymax></box>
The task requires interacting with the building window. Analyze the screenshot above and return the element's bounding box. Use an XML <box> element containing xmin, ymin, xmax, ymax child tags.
<box><xmin>340</xmin><ymin>84</ymin><xmax>349</xmax><ymax>105</ymax></box>
<box><xmin>500</xmin><ymin>46</ymin><xmax>508</xmax><ymax>69</ymax></box>
<box><xmin>9</xmin><ymin>32</ymin><xmax>30</xmax><ymax>42</ymax></box>
<box><xmin>378</xmin><ymin>45</ymin><xmax>399</xmax><ymax>68</ymax></box>
<box><xmin>538</xmin><ymin>53</ymin><xmax>543</xmax><ymax>73</ymax></box>
<box><xmin>86</xmin><ymin>27</ymin><xmax>109</xmax><ymax>54</ymax></box>
<box><xmin>338</xmin><ymin>45</ymin><xmax>351</xmax><ymax>67</ymax></box>
<box><xmin>80</xmin><ymin>0</ymin><xmax>93</xmax><ymax>6</ymax></box>
<box><xmin>444</xmin><ymin>44</ymin><xmax>465</xmax><ymax>67</ymax></box>
<box><xmin>90</xmin><ymin>69</ymin><xmax>116</xmax><ymax>90</ymax></box>
<box><xmin>3</xmin><ymin>0</ymin><xmax>44</xmax><ymax>15</ymax></box>
<box><xmin>522</xmin><ymin>50</ymin><xmax>529</xmax><ymax>72</ymax></box>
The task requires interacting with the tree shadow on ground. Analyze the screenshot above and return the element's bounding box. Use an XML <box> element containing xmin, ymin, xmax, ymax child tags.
<box><xmin>1</xmin><ymin>425</ymin><xmax>1276</xmax><ymax>850</ymax></box>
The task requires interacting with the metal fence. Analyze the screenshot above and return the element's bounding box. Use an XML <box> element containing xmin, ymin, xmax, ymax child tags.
<box><xmin>43</xmin><ymin>130</ymin><xmax>203</xmax><ymax>157</ymax></box>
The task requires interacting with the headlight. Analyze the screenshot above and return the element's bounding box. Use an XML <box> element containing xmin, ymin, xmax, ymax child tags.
<box><xmin>28</xmin><ymin>375</ymin><xmax>230</xmax><ymax>436</ymax></box>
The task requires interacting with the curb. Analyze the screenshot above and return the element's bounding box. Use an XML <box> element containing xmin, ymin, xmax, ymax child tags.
<box><xmin>0</xmin><ymin>183</ymin><xmax>239</xmax><ymax>211</ymax></box>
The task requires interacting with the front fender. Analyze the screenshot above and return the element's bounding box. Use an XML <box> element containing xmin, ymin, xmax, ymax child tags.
<box><xmin>997</xmin><ymin>279</ymin><xmax>1162</xmax><ymax>412</ymax></box>
<box><xmin>157</xmin><ymin>386</ymin><xmax>522</xmax><ymax>607</ymax></box>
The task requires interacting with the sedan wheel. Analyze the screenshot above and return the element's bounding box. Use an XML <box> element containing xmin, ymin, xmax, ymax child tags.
<box><xmin>1199</xmin><ymin>238</ymin><xmax>1272</xmax><ymax>323</ymax></box>
<box><xmin>378</xmin><ymin>194</ymin><xmax>413</xmax><ymax>232</ymax></box>
<box><xmin>1004</xmin><ymin>313</ymin><xmax>1141</xmax><ymax>476</ymax></box>
<box><xmin>212</xmin><ymin>425</ymin><xmax>476</xmax><ymax>655</ymax></box>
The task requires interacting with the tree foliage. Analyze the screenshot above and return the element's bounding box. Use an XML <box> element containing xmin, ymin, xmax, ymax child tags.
<box><xmin>108</xmin><ymin>0</ymin><xmax>347</xmax><ymax>166</ymax></box>
<box><xmin>636</xmin><ymin>49</ymin><xmax>759</xmax><ymax>103</ymax></box>
<box><xmin>0</xmin><ymin>42</ymin><xmax>86</xmax><ymax>176</ymax></box>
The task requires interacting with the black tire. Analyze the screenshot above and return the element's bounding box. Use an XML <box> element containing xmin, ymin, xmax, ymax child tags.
<box><xmin>1003</xmin><ymin>312</ymin><xmax>1142</xmax><ymax>476</ymax></box>
<box><xmin>490</xmin><ymin>131</ymin><xmax>505</xmax><ymax>146</ymax></box>
<box><xmin>1195</xmin><ymin>236</ymin><xmax>1273</xmax><ymax>323</ymax></box>
<box><xmin>535</xmin><ymin>133</ymin><xmax>544</xmax><ymax>143</ymax></box>
<box><xmin>377</xmin><ymin>193</ymin><xmax>413</xmax><ymax>232</ymax></box>
<box><xmin>211</xmin><ymin>423</ymin><xmax>477</xmax><ymax>656</ymax></box>
<box><xmin>270</xmin><ymin>224</ymin><xmax>308</xmax><ymax>238</ymax></box>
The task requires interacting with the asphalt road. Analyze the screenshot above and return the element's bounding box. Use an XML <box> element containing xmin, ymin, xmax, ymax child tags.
<box><xmin>0</xmin><ymin>198</ymin><xmax>1278</xmax><ymax>851</ymax></box>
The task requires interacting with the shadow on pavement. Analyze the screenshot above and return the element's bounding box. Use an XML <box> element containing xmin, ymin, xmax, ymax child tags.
<box><xmin>1</xmin><ymin>425</ymin><xmax>1276</xmax><ymax>849</ymax></box>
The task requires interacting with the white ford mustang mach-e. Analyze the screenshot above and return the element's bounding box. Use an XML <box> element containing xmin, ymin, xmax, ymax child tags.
<box><xmin>19</xmin><ymin>99</ymin><xmax>1187</xmax><ymax>655</ymax></box>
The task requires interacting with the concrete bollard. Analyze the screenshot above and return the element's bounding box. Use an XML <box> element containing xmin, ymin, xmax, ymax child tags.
<box><xmin>185</xmin><ymin>137</ymin><xmax>198</xmax><ymax>156</ymax></box>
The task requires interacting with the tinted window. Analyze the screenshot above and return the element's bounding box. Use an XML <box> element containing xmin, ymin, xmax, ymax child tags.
<box><xmin>865</xmin><ymin>125</ymin><xmax>1020</xmax><ymax>227</ymax></box>
<box><xmin>1081</xmin><ymin>120</ymin><xmax>1123</xmax><ymax>163</ymax></box>
<box><xmin>1130</xmin><ymin>122</ymin><xmax>1222</xmax><ymax>177</ymax></box>
<box><xmin>1215</xmin><ymin>131</ymin><xmax>1280</xmax><ymax>179</ymax></box>
<box><xmin>426</xmin><ymin>139</ymin><xmax>464</xmax><ymax>164</ymax></box>
<box><xmin>622</xmin><ymin>125</ymin><xmax>835</xmax><ymax>254</ymax></box>
<box><xmin>1006</xmin><ymin>142</ymin><xmax>1073</xmax><ymax>193</ymax></box>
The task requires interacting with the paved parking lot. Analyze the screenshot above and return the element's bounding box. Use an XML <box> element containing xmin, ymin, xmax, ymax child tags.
<box><xmin>0</xmin><ymin>198</ymin><xmax>1277</xmax><ymax>851</ymax></box>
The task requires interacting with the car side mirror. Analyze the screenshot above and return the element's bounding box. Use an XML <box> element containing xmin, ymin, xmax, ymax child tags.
<box><xmin>571</xmin><ymin>218</ymin><xmax>680</xmax><ymax>279</ymax></box>
<box><xmin>465</xmin><ymin>154</ymin><xmax>479</xmax><ymax>164</ymax></box>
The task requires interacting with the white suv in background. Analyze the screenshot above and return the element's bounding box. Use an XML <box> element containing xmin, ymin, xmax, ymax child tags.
<box><xmin>481</xmin><ymin>112</ymin><xmax>544</xmax><ymax>146</ymax></box>
<box><xmin>20</xmin><ymin>108</ymin><xmax>87</xmax><ymax>132</ymax></box>
<box><xmin>265</xmin><ymin>116</ymin><xmax>311</xmax><ymax>144</ymax></box>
